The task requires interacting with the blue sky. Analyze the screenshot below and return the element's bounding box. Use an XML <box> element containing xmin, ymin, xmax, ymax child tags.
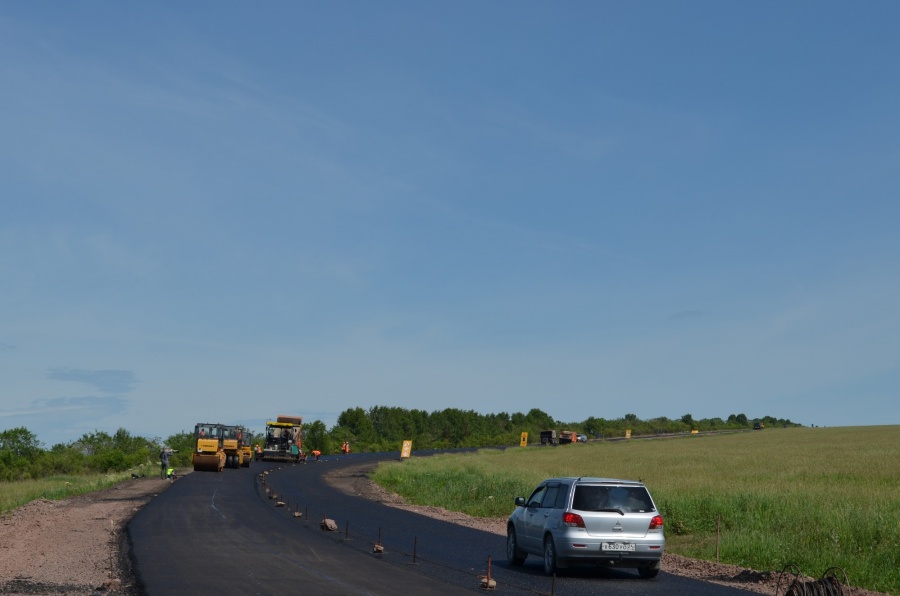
<box><xmin>2</xmin><ymin>2</ymin><xmax>898</xmax><ymax>447</ymax></box>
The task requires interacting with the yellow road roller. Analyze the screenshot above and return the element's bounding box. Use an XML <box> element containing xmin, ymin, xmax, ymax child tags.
<box><xmin>192</xmin><ymin>422</ymin><xmax>226</xmax><ymax>472</ymax></box>
<box><xmin>239</xmin><ymin>427</ymin><xmax>253</xmax><ymax>467</ymax></box>
<box><xmin>221</xmin><ymin>424</ymin><xmax>246</xmax><ymax>469</ymax></box>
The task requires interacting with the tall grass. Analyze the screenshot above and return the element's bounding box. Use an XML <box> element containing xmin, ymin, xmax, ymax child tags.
<box><xmin>372</xmin><ymin>426</ymin><xmax>900</xmax><ymax>595</ymax></box>
<box><xmin>0</xmin><ymin>462</ymin><xmax>159</xmax><ymax>515</ymax></box>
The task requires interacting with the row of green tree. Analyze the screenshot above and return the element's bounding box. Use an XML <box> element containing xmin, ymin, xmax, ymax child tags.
<box><xmin>316</xmin><ymin>407</ymin><xmax>799</xmax><ymax>454</ymax></box>
<box><xmin>0</xmin><ymin>409</ymin><xmax>800</xmax><ymax>481</ymax></box>
<box><xmin>0</xmin><ymin>427</ymin><xmax>162</xmax><ymax>482</ymax></box>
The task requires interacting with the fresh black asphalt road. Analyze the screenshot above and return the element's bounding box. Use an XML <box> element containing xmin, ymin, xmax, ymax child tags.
<box><xmin>128</xmin><ymin>451</ymin><xmax>755</xmax><ymax>595</ymax></box>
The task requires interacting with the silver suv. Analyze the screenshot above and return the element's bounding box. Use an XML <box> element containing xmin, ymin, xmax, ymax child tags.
<box><xmin>506</xmin><ymin>477</ymin><xmax>665</xmax><ymax>578</ymax></box>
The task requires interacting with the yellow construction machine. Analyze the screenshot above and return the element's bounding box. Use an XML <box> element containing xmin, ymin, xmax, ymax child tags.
<box><xmin>221</xmin><ymin>424</ymin><xmax>247</xmax><ymax>469</ymax></box>
<box><xmin>261</xmin><ymin>415</ymin><xmax>303</xmax><ymax>462</ymax></box>
<box><xmin>239</xmin><ymin>427</ymin><xmax>253</xmax><ymax>467</ymax></box>
<box><xmin>192</xmin><ymin>423</ymin><xmax>226</xmax><ymax>472</ymax></box>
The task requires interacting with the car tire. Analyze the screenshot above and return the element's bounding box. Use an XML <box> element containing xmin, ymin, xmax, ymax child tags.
<box><xmin>506</xmin><ymin>527</ymin><xmax>526</xmax><ymax>566</ymax></box>
<box><xmin>638</xmin><ymin>560</ymin><xmax>661</xmax><ymax>579</ymax></box>
<box><xmin>542</xmin><ymin>535</ymin><xmax>558</xmax><ymax>575</ymax></box>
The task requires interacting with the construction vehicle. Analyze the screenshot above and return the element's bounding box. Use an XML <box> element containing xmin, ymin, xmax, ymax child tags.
<box><xmin>221</xmin><ymin>424</ymin><xmax>246</xmax><ymax>469</ymax></box>
<box><xmin>540</xmin><ymin>430</ymin><xmax>559</xmax><ymax>446</ymax></box>
<box><xmin>239</xmin><ymin>427</ymin><xmax>253</xmax><ymax>467</ymax></box>
<box><xmin>192</xmin><ymin>423</ymin><xmax>226</xmax><ymax>472</ymax></box>
<box><xmin>559</xmin><ymin>430</ymin><xmax>577</xmax><ymax>444</ymax></box>
<box><xmin>261</xmin><ymin>415</ymin><xmax>303</xmax><ymax>462</ymax></box>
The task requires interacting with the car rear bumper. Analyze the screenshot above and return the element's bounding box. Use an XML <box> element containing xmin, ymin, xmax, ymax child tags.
<box><xmin>556</xmin><ymin>538</ymin><xmax>664</xmax><ymax>567</ymax></box>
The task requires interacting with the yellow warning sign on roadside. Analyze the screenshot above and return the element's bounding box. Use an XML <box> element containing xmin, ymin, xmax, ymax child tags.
<box><xmin>520</xmin><ymin>432</ymin><xmax>528</xmax><ymax>447</ymax></box>
<box><xmin>401</xmin><ymin>440</ymin><xmax>413</xmax><ymax>458</ymax></box>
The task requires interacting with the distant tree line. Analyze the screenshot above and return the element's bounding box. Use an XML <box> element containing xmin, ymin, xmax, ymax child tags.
<box><xmin>0</xmin><ymin>409</ymin><xmax>801</xmax><ymax>481</ymax></box>
<box><xmin>315</xmin><ymin>407</ymin><xmax>800</xmax><ymax>454</ymax></box>
<box><xmin>0</xmin><ymin>427</ymin><xmax>160</xmax><ymax>482</ymax></box>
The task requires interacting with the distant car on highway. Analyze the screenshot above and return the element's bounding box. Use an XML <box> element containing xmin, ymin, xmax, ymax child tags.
<box><xmin>576</xmin><ymin>434</ymin><xmax>588</xmax><ymax>442</ymax></box>
<box><xmin>506</xmin><ymin>477</ymin><xmax>665</xmax><ymax>578</ymax></box>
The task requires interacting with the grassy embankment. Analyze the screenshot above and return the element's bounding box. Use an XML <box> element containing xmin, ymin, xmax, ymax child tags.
<box><xmin>0</xmin><ymin>462</ymin><xmax>159</xmax><ymax>515</ymax></box>
<box><xmin>372</xmin><ymin>426</ymin><xmax>900</xmax><ymax>595</ymax></box>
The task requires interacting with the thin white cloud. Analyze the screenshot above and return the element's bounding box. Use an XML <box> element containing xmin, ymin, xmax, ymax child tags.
<box><xmin>0</xmin><ymin>395</ymin><xmax>128</xmax><ymax>418</ymax></box>
<box><xmin>46</xmin><ymin>368</ymin><xmax>137</xmax><ymax>394</ymax></box>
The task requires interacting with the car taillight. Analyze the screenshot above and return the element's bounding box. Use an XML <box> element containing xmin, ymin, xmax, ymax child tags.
<box><xmin>563</xmin><ymin>512</ymin><xmax>585</xmax><ymax>527</ymax></box>
<box><xmin>649</xmin><ymin>515</ymin><xmax>664</xmax><ymax>530</ymax></box>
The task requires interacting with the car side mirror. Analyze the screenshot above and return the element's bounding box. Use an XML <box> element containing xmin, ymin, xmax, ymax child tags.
<box><xmin>514</xmin><ymin>497</ymin><xmax>526</xmax><ymax>507</ymax></box>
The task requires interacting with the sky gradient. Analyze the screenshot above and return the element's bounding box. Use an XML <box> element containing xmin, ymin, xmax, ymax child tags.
<box><xmin>2</xmin><ymin>2</ymin><xmax>898</xmax><ymax>447</ymax></box>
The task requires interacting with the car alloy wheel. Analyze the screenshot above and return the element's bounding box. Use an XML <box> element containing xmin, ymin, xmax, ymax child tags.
<box><xmin>506</xmin><ymin>527</ymin><xmax>526</xmax><ymax>565</ymax></box>
<box><xmin>543</xmin><ymin>535</ymin><xmax>557</xmax><ymax>575</ymax></box>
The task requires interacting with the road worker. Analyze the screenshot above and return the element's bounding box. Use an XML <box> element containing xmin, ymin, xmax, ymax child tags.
<box><xmin>159</xmin><ymin>447</ymin><xmax>170</xmax><ymax>480</ymax></box>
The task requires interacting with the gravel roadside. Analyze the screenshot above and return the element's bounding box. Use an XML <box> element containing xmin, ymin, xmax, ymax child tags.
<box><xmin>0</xmin><ymin>477</ymin><xmax>171</xmax><ymax>595</ymax></box>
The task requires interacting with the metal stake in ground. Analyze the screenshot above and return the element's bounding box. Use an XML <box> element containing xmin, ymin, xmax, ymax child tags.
<box><xmin>373</xmin><ymin>527</ymin><xmax>384</xmax><ymax>553</ymax></box>
<box><xmin>408</xmin><ymin>536</ymin><xmax>419</xmax><ymax>565</ymax></box>
<box><xmin>479</xmin><ymin>555</ymin><xmax>496</xmax><ymax>590</ymax></box>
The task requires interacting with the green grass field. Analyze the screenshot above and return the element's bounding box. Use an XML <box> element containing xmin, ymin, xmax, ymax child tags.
<box><xmin>0</xmin><ymin>462</ymin><xmax>159</xmax><ymax>515</ymax></box>
<box><xmin>372</xmin><ymin>426</ymin><xmax>900</xmax><ymax>595</ymax></box>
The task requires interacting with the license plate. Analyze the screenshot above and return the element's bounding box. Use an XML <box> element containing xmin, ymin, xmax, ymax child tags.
<box><xmin>601</xmin><ymin>542</ymin><xmax>635</xmax><ymax>552</ymax></box>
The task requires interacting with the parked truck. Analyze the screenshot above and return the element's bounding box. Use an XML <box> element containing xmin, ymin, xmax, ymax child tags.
<box><xmin>558</xmin><ymin>430</ymin><xmax>577</xmax><ymax>444</ymax></box>
<box><xmin>192</xmin><ymin>422</ymin><xmax>226</xmax><ymax>472</ymax></box>
<box><xmin>540</xmin><ymin>430</ymin><xmax>559</xmax><ymax>446</ymax></box>
<box><xmin>261</xmin><ymin>415</ymin><xmax>303</xmax><ymax>462</ymax></box>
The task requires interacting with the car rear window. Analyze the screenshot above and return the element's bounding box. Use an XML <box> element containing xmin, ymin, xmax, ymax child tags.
<box><xmin>571</xmin><ymin>485</ymin><xmax>655</xmax><ymax>513</ymax></box>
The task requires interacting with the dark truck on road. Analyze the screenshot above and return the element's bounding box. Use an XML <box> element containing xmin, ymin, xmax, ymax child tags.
<box><xmin>540</xmin><ymin>430</ymin><xmax>559</xmax><ymax>445</ymax></box>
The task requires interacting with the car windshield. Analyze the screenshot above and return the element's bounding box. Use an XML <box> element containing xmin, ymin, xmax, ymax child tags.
<box><xmin>571</xmin><ymin>485</ymin><xmax>655</xmax><ymax>513</ymax></box>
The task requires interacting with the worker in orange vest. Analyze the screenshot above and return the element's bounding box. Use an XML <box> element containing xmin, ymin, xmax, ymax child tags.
<box><xmin>312</xmin><ymin>449</ymin><xmax>321</xmax><ymax>462</ymax></box>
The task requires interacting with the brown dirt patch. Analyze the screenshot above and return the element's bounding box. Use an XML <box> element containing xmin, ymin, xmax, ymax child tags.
<box><xmin>0</xmin><ymin>477</ymin><xmax>172</xmax><ymax>595</ymax></box>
